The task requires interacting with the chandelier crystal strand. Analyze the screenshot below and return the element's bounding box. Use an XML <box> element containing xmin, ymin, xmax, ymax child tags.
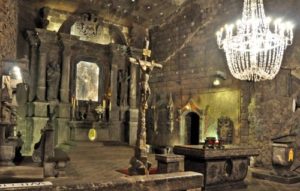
<box><xmin>217</xmin><ymin>0</ymin><xmax>294</xmax><ymax>81</ymax></box>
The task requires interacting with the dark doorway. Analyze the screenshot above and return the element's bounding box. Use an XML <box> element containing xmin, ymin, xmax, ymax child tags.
<box><xmin>185</xmin><ymin>112</ymin><xmax>200</xmax><ymax>145</ymax></box>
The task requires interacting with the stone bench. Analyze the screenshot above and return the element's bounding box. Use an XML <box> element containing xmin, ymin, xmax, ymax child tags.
<box><xmin>156</xmin><ymin>154</ymin><xmax>184</xmax><ymax>173</ymax></box>
<box><xmin>56</xmin><ymin>171</ymin><xmax>204</xmax><ymax>191</ymax></box>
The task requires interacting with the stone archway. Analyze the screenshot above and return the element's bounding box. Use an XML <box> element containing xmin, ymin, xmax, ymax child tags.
<box><xmin>180</xmin><ymin>109</ymin><xmax>203</xmax><ymax>145</ymax></box>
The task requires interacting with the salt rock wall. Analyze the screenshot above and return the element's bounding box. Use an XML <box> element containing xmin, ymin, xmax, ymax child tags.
<box><xmin>0</xmin><ymin>0</ymin><xmax>17</xmax><ymax>60</ymax></box>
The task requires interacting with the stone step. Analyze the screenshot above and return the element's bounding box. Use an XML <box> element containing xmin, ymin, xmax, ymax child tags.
<box><xmin>0</xmin><ymin>166</ymin><xmax>44</xmax><ymax>183</ymax></box>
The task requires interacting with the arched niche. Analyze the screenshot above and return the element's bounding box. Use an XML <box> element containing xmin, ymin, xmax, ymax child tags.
<box><xmin>71</xmin><ymin>54</ymin><xmax>110</xmax><ymax>104</ymax></box>
<box><xmin>179</xmin><ymin>100</ymin><xmax>204</xmax><ymax>145</ymax></box>
<box><xmin>75</xmin><ymin>61</ymin><xmax>99</xmax><ymax>101</ymax></box>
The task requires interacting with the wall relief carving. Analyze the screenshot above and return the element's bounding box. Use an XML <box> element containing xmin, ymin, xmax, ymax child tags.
<box><xmin>217</xmin><ymin>116</ymin><xmax>233</xmax><ymax>144</ymax></box>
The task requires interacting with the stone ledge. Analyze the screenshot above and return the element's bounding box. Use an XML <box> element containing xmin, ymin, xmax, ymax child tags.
<box><xmin>56</xmin><ymin>171</ymin><xmax>203</xmax><ymax>191</ymax></box>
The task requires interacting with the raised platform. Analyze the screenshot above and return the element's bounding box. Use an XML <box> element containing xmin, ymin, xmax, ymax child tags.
<box><xmin>252</xmin><ymin>168</ymin><xmax>300</xmax><ymax>184</ymax></box>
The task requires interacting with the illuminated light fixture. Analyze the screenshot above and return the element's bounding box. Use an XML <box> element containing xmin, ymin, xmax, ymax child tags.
<box><xmin>216</xmin><ymin>0</ymin><xmax>294</xmax><ymax>82</ymax></box>
<box><xmin>212</xmin><ymin>71</ymin><xmax>226</xmax><ymax>87</ymax></box>
<box><xmin>11</xmin><ymin>66</ymin><xmax>23</xmax><ymax>80</ymax></box>
<box><xmin>213</xmin><ymin>78</ymin><xmax>221</xmax><ymax>86</ymax></box>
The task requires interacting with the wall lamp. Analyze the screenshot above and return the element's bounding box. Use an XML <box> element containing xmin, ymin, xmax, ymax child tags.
<box><xmin>212</xmin><ymin>71</ymin><xmax>227</xmax><ymax>87</ymax></box>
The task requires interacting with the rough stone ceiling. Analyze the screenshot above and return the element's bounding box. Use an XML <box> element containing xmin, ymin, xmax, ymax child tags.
<box><xmin>23</xmin><ymin>0</ymin><xmax>188</xmax><ymax>27</ymax></box>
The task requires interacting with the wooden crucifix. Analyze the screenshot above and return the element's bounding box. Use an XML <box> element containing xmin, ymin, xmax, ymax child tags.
<box><xmin>128</xmin><ymin>37</ymin><xmax>162</xmax><ymax>175</ymax></box>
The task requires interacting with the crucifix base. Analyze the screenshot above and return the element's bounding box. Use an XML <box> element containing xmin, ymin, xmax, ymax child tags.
<box><xmin>128</xmin><ymin>156</ymin><xmax>151</xmax><ymax>175</ymax></box>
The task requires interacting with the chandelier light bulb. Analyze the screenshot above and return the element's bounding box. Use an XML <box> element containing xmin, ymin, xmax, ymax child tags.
<box><xmin>216</xmin><ymin>0</ymin><xmax>294</xmax><ymax>82</ymax></box>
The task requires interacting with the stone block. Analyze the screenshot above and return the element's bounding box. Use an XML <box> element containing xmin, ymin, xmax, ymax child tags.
<box><xmin>43</xmin><ymin>162</ymin><xmax>57</xmax><ymax>177</ymax></box>
<box><xmin>30</xmin><ymin>117</ymin><xmax>49</xmax><ymax>154</ymax></box>
<box><xmin>27</xmin><ymin>102</ymin><xmax>49</xmax><ymax>117</ymax></box>
<box><xmin>57</xmin><ymin>118</ymin><xmax>70</xmax><ymax>145</ymax></box>
<box><xmin>129</xmin><ymin>122</ymin><xmax>138</xmax><ymax>146</ymax></box>
<box><xmin>98</xmin><ymin>128</ymin><xmax>110</xmax><ymax>141</ymax></box>
<box><xmin>0</xmin><ymin>145</ymin><xmax>15</xmax><ymax>166</ymax></box>
<box><xmin>156</xmin><ymin>154</ymin><xmax>184</xmax><ymax>174</ymax></box>
<box><xmin>58</xmin><ymin>103</ymin><xmax>71</xmax><ymax>118</ymax></box>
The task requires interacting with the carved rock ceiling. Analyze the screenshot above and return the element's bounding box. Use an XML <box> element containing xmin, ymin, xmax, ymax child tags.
<box><xmin>24</xmin><ymin>0</ymin><xmax>189</xmax><ymax>27</ymax></box>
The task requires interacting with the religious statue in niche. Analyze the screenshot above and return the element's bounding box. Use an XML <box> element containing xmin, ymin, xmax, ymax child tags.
<box><xmin>46</xmin><ymin>52</ymin><xmax>61</xmax><ymax>101</ymax></box>
<box><xmin>76</xmin><ymin>61</ymin><xmax>99</xmax><ymax>101</ymax></box>
<box><xmin>217</xmin><ymin>116</ymin><xmax>234</xmax><ymax>144</ymax></box>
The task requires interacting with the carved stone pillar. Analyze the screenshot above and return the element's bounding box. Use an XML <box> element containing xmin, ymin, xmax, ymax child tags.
<box><xmin>59</xmin><ymin>34</ymin><xmax>77</xmax><ymax>103</ymax></box>
<box><xmin>130</xmin><ymin>63</ymin><xmax>137</xmax><ymax>108</ymax></box>
<box><xmin>35</xmin><ymin>29</ymin><xmax>59</xmax><ymax>102</ymax></box>
<box><xmin>36</xmin><ymin>50</ymin><xmax>47</xmax><ymax>101</ymax></box>
<box><xmin>127</xmin><ymin>47</ymin><xmax>142</xmax><ymax>146</ymax></box>
<box><xmin>26</xmin><ymin>31</ymin><xmax>40</xmax><ymax>102</ymax></box>
<box><xmin>109</xmin><ymin>44</ymin><xmax>127</xmax><ymax>141</ymax></box>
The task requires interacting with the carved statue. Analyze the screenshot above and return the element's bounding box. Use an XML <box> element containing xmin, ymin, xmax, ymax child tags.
<box><xmin>46</xmin><ymin>53</ymin><xmax>61</xmax><ymax>101</ymax></box>
<box><xmin>128</xmin><ymin>37</ymin><xmax>162</xmax><ymax>175</ymax></box>
<box><xmin>140</xmin><ymin>61</ymin><xmax>154</xmax><ymax>108</ymax></box>
<box><xmin>217</xmin><ymin>116</ymin><xmax>234</xmax><ymax>144</ymax></box>
<box><xmin>1</xmin><ymin>76</ymin><xmax>13</xmax><ymax>123</ymax></box>
<box><xmin>38</xmin><ymin>7</ymin><xmax>50</xmax><ymax>29</ymax></box>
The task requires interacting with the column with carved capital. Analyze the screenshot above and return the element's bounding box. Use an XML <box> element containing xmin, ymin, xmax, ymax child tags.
<box><xmin>27</xmin><ymin>29</ymin><xmax>59</xmax><ymax>155</ymax></box>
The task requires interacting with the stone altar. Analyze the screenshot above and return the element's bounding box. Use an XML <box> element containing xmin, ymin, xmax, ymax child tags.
<box><xmin>252</xmin><ymin>134</ymin><xmax>300</xmax><ymax>184</ymax></box>
<box><xmin>173</xmin><ymin>145</ymin><xmax>259</xmax><ymax>190</ymax></box>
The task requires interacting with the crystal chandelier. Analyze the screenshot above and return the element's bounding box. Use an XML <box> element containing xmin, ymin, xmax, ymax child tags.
<box><xmin>216</xmin><ymin>0</ymin><xmax>294</xmax><ymax>81</ymax></box>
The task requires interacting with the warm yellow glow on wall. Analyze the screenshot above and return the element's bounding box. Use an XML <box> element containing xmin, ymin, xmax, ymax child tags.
<box><xmin>197</xmin><ymin>90</ymin><xmax>240</xmax><ymax>143</ymax></box>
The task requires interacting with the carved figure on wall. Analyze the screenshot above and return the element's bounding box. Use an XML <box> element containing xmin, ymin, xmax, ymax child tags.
<box><xmin>217</xmin><ymin>116</ymin><xmax>234</xmax><ymax>144</ymax></box>
<box><xmin>1</xmin><ymin>76</ymin><xmax>13</xmax><ymax>123</ymax></box>
<box><xmin>38</xmin><ymin>7</ymin><xmax>50</xmax><ymax>29</ymax></box>
<box><xmin>46</xmin><ymin>53</ymin><xmax>61</xmax><ymax>101</ymax></box>
<box><xmin>76</xmin><ymin>61</ymin><xmax>99</xmax><ymax>101</ymax></box>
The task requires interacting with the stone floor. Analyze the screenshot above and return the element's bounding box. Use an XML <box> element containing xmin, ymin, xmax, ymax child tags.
<box><xmin>47</xmin><ymin>141</ymin><xmax>300</xmax><ymax>190</ymax></box>
<box><xmin>4</xmin><ymin>141</ymin><xmax>300</xmax><ymax>191</ymax></box>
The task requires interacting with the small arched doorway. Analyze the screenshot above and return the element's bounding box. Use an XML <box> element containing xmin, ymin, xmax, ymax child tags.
<box><xmin>185</xmin><ymin>112</ymin><xmax>200</xmax><ymax>145</ymax></box>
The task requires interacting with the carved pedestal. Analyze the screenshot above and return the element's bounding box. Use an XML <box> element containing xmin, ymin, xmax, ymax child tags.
<box><xmin>0</xmin><ymin>145</ymin><xmax>15</xmax><ymax>166</ymax></box>
<box><xmin>252</xmin><ymin>134</ymin><xmax>300</xmax><ymax>184</ymax></box>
